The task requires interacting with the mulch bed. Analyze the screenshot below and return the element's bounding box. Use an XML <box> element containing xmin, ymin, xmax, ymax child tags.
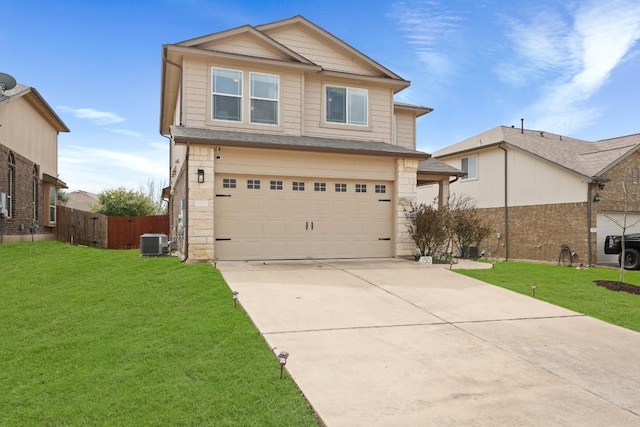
<box><xmin>593</xmin><ymin>280</ymin><xmax>640</xmax><ymax>295</ymax></box>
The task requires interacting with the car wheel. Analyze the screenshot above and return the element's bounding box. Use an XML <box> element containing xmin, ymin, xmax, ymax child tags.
<box><xmin>623</xmin><ymin>248</ymin><xmax>640</xmax><ymax>270</ymax></box>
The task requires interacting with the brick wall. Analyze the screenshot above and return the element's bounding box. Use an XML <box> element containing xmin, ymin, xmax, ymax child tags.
<box><xmin>595</xmin><ymin>151</ymin><xmax>640</xmax><ymax>212</ymax></box>
<box><xmin>0</xmin><ymin>142</ymin><xmax>53</xmax><ymax>242</ymax></box>
<box><xmin>477</xmin><ymin>202</ymin><xmax>589</xmax><ymax>264</ymax></box>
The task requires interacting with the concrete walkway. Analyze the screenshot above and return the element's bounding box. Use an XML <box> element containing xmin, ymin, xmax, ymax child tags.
<box><xmin>218</xmin><ymin>259</ymin><xmax>640</xmax><ymax>426</ymax></box>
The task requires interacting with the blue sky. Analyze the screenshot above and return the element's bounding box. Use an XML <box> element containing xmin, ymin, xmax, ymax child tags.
<box><xmin>3</xmin><ymin>0</ymin><xmax>640</xmax><ymax>193</ymax></box>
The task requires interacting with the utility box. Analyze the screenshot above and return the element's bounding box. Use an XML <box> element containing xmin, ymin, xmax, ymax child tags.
<box><xmin>140</xmin><ymin>233</ymin><xmax>169</xmax><ymax>256</ymax></box>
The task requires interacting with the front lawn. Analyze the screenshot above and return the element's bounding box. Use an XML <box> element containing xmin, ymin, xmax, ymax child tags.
<box><xmin>0</xmin><ymin>241</ymin><xmax>318</xmax><ymax>426</ymax></box>
<box><xmin>457</xmin><ymin>261</ymin><xmax>640</xmax><ymax>333</ymax></box>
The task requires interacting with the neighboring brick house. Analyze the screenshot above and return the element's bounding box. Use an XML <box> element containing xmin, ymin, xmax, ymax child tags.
<box><xmin>160</xmin><ymin>15</ymin><xmax>460</xmax><ymax>262</ymax></box>
<box><xmin>0</xmin><ymin>82</ymin><xmax>69</xmax><ymax>243</ymax></box>
<box><xmin>418</xmin><ymin>126</ymin><xmax>640</xmax><ymax>266</ymax></box>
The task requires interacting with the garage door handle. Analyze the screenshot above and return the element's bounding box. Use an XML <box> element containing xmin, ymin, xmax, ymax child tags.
<box><xmin>306</xmin><ymin>221</ymin><xmax>308</xmax><ymax>230</ymax></box>
<box><xmin>311</xmin><ymin>221</ymin><xmax>314</xmax><ymax>231</ymax></box>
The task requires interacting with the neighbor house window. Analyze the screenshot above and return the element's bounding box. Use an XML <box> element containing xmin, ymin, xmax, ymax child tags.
<box><xmin>461</xmin><ymin>155</ymin><xmax>478</xmax><ymax>180</ymax></box>
<box><xmin>375</xmin><ymin>184</ymin><xmax>386</xmax><ymax>194</ymax></box>
<box><xmin>7</xmin><ymin>152</ymin><xmax>15</xmax><ymax>218</ymax></box>
<box><xmin>222</xmin><ymin>178</ymin><xmax>237</xmax><ymax>189</ymax></box>
<box><xmin>270</xmin><ymin>180</ymin><xmax>283</xmax><ymax>190</ymax></box>
<box><xmin>326</xmin><ymin>86</ymin><xmax>368</xmax><ymax>125</ymax></box>
<box><xmin>33</xmin><ymin>165</ymin><xmax>39</xmax><ymax>221</ymax></box>
<box><xmin>49</xmin><ymin>185</ymin><xmax>56</xmax><ymax>223</ymax></box>
<box><xmin>355</xmin><ymin>184</ymin><xmax>367</xmax><ymax>193</ymax></box>
<box><xmin>335</xmin><ymin>183</ymin><xmax>347</xmax><ymax>192</ymax></box>
<box><xmin>250</xmin><ymin>72</ymin><xmax>279</xmax><ymax>125</ymax></box>
<box><xmin>633</xmin><ymin>167</ymin><xmax>639</xmax><ymax>185</ymax></box>
<box><xmin>314</xmin><ymin>182</ymin><xmax>326</xmax><ymax>192</ymax></box>
<box><xmin>292</xmin><ymin>181</ymin><xmax>305</xmax><ymax>191</ymax></box>
<box><xmin>212</xmin><ymin>68</ymin><xmax>242</xmax><ymax>121</ymax></box>
<box><xmin>247</xmin><ymin>179</ymin><xmax>260</xmax><ymax>189</ymax></box>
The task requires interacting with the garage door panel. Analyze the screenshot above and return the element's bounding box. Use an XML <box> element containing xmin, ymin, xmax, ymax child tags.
<box><xmin>597</xmin><ymin>213</ymin><xmax>640</xmax><ymax>264</ymax></box>
<box><xmin>215</xmin><ymin>174</ymin><xmax>393</xmax><ymax>260</ymax></box>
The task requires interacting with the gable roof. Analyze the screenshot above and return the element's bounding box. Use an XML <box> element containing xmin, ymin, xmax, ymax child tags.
<box><xmin>418</xmin><ymin>158</ymin><xmax>465</xmax><ymax>176</ymax></box>
<box><xmin>171</xmin><ymin>126</ymin><xmax>429</xmax><ymax>159</ymax></box>
<box><xmin>433</xmin><ymin>126</ymin><xmax>640</xmax><ymax>179</ymax></box>
<box><xmin>0</xmin><ymin>83</ymin><xmax>69</xmax><ymax>132</ymax></box>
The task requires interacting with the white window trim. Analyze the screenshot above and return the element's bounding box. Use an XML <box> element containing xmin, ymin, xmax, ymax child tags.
<box><xmin>212</xmin><ymin>67</ymin><xmax>243</xmax><ymax>123</ymax></box>
<box><xmin>461</xmin><ymin>155</ymin><xmax>478</xmax><ymax>181</ymax></box>
<box><xmin>324</xmin><ymin>84</ymin><xmax>369</xmax><ymax>127</ymax></box>
<box><xmin>249</xmin><ymin>72</ymin><xmax>279</xmax><ymax>126</ymax></box>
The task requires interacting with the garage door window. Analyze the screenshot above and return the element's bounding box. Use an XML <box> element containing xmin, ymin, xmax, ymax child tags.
<box><xmin>247</xmin><ymin>179</ymin><xmax>260</xmax><ymax>189</ymax></box>
<box><xmin>292</xmin><ymin>182</ymin><xmax>305</xmax><ymax>191</ymax></box>
<box><xmin>375</xmin><ymin>184</ymin><xmax>386</xmax><ymax>193</ymax></box>
<box><xmin>335</xmin><ymin>183</ymin><xmax>347</xmax><ymax>192</ymax></box>
<box><xmin>355</xmin><ymin>184</ymin><xmax>367</xmax><ymax>193</ymax></box>
<box><xmin>314</xmin><ymin>182</ymin><xmax>326</xmax><ymax>192</ymax></box>
<box><xmin>270</xmin><ymin>180</ymin><xmax>283</xmax><ymax>190</ymax></box>
<box><xmin>222</xmin><ymin>178</ymin><xmax>237</xmax><ymax>189</ymax></box>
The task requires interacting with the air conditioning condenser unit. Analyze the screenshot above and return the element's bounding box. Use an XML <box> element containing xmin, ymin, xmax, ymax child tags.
<box><xmin>140</xmin><ymin>233</ymin><xmax>169</xmax><ymax>256</ymax></box>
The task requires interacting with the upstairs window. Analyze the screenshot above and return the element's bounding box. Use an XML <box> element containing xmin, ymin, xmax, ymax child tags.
<box><xmin>326</xmin><ymin>86</ymin><xmax>368</xmax><ymax>126</ymax></box>
<box><xmin>250</xmin><ymin>72</ymin><xmax>279</xmax><ymax>125</ymax></box>
<box><xmin>212</xmin><ymin>68</ymin><xmax>242</xmax><ymax>122</ymax></box>
<box><xmin>461</xmin><ymin>156</ymin><xmax>478</xmax><ymax>180</ymax></box>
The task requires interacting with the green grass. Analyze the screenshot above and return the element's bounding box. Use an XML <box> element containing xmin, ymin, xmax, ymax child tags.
<box><xmin>457</xmin><ymin>261</ymin><xmax>640</xmax><ymax>333</ymax></box>
<box><xmin>0</xmin><ymin>241</ymin><xmax>318</xmax><ymax>426</ymax></box>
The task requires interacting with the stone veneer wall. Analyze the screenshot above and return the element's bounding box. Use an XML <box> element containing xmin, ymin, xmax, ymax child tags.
<box><xmin>186</xmin><ymin>145</ymin><xmax>215</xmax><ymax>263</ymax></box>
<box><xmin>395</xmin><ymin>158</ymin><xmax>419</xmax><ymax>257</ymax></box>
<box><xmin>477</xmin><ymin>202</ymin><xmax>589</xmax><ymax>264</ymax></box>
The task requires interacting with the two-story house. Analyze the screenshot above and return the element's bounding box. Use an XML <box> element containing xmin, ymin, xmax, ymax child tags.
<box><xmin>419</xmin><ymin>125</ymin><xmax>640</xmax><ymax>266</ymax></box>
<box><xmin>160</xmin><ymin>15</ymin><xmax>455</xmax><ymax>262</ymax></box>
<box><xmin>0</xmin><ymin>79</ymin><xmax>69</xmax><ymax>243</ymax></box>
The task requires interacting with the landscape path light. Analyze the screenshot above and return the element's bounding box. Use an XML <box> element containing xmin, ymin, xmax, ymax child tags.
<box><xmin>232</xmin><ymin>291</ymin><xmax>239</xmax><ymax>307</ymax></box>
<box><xmin>531</xmin><ymin>282</ymin><xmax>537</xmax><ymax>297</ymax></box>
<box><xmin>277</xmin><ymin>351</ymin><xmax>289</xmax><ymax>379</ymax></box>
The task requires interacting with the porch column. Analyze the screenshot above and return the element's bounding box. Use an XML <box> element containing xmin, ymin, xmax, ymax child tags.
<box><xmin>438</xmin><ymin>179</ymin><xmax>450</xmax><ymax>209</ymax></box>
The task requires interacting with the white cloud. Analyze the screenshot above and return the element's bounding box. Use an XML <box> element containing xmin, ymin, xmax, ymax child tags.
<box><xmin>391</xmin><ymin>1</ymin><xmax>463</xmax><ymax>76</ymax></box>
<box><xmin>500</xmin><ymin>0</ymin><xmax>640</xmax><ymax>133</ymax></box>
<box><xmin>109</xmin><ymin>128</ymin><xmax>143</xmax><ymax>138</ymax></box>
<box><xmin>59</xmin><ymin>143</ymin><xmax>168</xmax><ymax>193</ymax></box>
<box><xmin>58</xmin><ymin>106</ymin><xmax>125</xmax><ymax>125</ymax></box>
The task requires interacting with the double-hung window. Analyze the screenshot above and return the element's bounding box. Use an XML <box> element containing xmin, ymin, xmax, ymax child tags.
<box><xmin>461</xmin><ymin>155</ymin><xmax>478</xmax><ymax>180</ymax></box>
<box><xmin>212</xmin><ymin>68</ymin><xmax>242</xmax><ymax>122</ymax></box>
<box><xmin>250</xmin><ymin>72</ymin><xmax>279</xmax><ymax>125</ymax></box>
<box><xmin>326</xmin><ymin>86</ymin><xmax>368</xmax><ymax>126</ymax></box>
<box><xmin>7</xmin><ymin>152</ymin><xmax>15</xmax><ymax>218</ymax></box>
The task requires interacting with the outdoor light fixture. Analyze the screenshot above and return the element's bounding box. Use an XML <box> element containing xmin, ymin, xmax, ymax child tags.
<box><xmin>593</xmin><ymin>193</ymin><xmax>601</xmax><ymax>202</ymax></box>
<box><xmin>232</xmin><ymin>291</ymin><xmax>239</xmax><ymax>307</ymax></box>
<box><xmin>531</xmin><ymin>282</ymin><xmax>537</xmax><ymax>297</ymax></box>
<box><xmin>197</xmin><ymin>169</ymin><xmax>205</xmax><ymax>183</ymax></box>
<box><xmin>277</xmin><ymin>351</ymin><xmax>289</xmax><ymax>379</ymax></box>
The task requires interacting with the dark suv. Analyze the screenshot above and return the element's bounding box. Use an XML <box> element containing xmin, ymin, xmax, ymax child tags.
<box><xmin>604</xmin><ymin>234</ymin><xmax>640</xmax><ymax>269</ymax></box>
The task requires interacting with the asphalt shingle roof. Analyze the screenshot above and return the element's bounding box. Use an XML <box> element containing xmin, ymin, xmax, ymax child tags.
<box><xmin>171</xmin><ymin>126</ymin><xmax>430</xmax><ymax>159</ymax></box>
<box><xmin>433</xmin><ymin>126</ymin><xmax>640</xmax><ymax>178</ymax></box>
<box><xmin>418</xmin><ymin>158</ymin><xmax>465</xmax><ymax>176</ymax></box>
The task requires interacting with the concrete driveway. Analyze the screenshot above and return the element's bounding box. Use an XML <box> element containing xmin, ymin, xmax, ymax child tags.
<box><xmin>218</xmin><ymin>259</ymin><xmax>640</xmax><ymax>426</ymax></box>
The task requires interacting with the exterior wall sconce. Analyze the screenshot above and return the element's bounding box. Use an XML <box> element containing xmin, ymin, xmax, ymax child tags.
<box><xmin>277</xmin><ymin>351</ymin><xmax>289</xmax><ymax>379</ymax></box>
<box><xmin>197</xmin><ymin>169</ymin><xmax>205</xmax><ymax>183</ymax></box>
<box><xmin>593</xmin><ymin>193</ymin><xmax>601</xmax><ymax>202</ymax></box>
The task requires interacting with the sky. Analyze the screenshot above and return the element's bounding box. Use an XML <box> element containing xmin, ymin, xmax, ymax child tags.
<box><xmin>3</xmin><ymin>0</ymin><xmax>640</xmax><ymax>193</ymax></box>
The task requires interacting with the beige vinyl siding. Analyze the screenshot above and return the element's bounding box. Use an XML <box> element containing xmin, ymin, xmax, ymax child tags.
<box><xmin>303</xmin><ymin>77</ymin><xmax>393</xmax><ymax>142</ymax></box>
<box><xmin>395</xmin><ymin>111</ymin><xmax>416</xmax><ymax>150</ymax></box>
<box><xmin>198</xmin><ymin>34</ymin><xmax>284</xmax><ymax>60</ymax></box>
<box><xmin>183</xmin><ymin>59</ymin><xmax>208</xmax><ymax>126</ymax></box>
<box><xmin>0</xmin><ymin>96</ymin><xmax>58</xmax><ymax>175</ymax></box>
<box><xmin>264</xmin><ymin>25</ymin><xmax>379</xmax><ymax>76</ymax></box>
<box><xmin>214</xmin><ymin>146</ymin><xmax>395</xmax><ymax>181</ymax></box>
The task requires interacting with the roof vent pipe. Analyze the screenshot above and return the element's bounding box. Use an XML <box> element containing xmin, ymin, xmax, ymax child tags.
<box><xmin>521</xmin><ymin>118</ymin><xmax>524</xmax><ymax>134</ymax></box>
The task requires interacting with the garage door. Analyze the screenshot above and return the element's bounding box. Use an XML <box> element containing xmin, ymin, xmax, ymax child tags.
<box><xmin>596</xmin><ymin>212</ymin><xmax>640</xmax><ymax>264</ymax></box>
<box><xmin>214</xmin><ymin>174</ymin><xmax>393</xmax><ymax>260</ymax></box>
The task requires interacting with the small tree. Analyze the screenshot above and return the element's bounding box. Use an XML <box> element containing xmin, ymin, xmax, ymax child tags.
<box><xmin>405</xmin><ymin>202</ymin><xmax>449</xmax><ymax>256</ymax></box>
<box><xmin>92</xmin><ymin>187</ymin><xmax>157</xmax><ymax>217</ymax></box>
<box><xmin>140</xmin><ymin>178</ymin><xmax>167</xmax><ymax>215</ymax></box>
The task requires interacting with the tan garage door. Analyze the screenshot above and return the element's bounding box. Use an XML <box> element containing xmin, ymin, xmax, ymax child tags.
<box><xmin>596</xmin><ymin>212</ymin><xmax>640</xmax><ymax>264</ymax></box>
<box><xmin>214</xmin><ymin>174</ymin><xmax>393</xmax><ymax>260</ymax></box>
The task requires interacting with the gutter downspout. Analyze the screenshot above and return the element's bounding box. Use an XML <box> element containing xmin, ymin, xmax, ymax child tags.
<box><xmin>182</xmin><ymin>142</ymin><xmax>190</xmax><ymax>263</ymax></box>
<box><xmin>498</xmin><ymin>144</ymin><xmax>509</xmax><ymax>260</ymax></box>
<box><xmin>162</xmin><ymin>48</ymin><xmax>184</xmax><ymax>127</ymax></box>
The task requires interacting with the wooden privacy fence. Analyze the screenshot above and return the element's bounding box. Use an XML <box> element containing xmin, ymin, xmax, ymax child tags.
<box><xmin>56</xmin><ymin>206</ymin><xmax>169</xmax><ymax>250</ymax></box>
<box><xmin>108</xmin><ymin>215</ymin><xmax>169</xmax><ymax>250</ymax></box>
<box><xmin>56</xmin><ymin>206</ymin><xmax>108</xmax><ymax>248</ymax></box>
